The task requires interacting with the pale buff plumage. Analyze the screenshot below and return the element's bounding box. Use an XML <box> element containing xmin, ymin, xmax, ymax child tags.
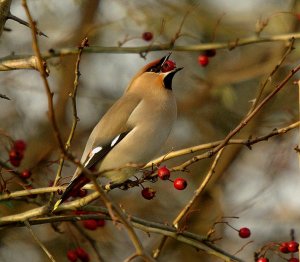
<box><xmin>53</xmin><ymin>54</ymin><xmax>181</xmax><ymax>210</ymax></box>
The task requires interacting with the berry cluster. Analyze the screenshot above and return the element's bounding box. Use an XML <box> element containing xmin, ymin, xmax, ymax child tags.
<box><xmin>74</xmin><ymin>211</ymin><xmax>105</xmax><ymax>231</ymax></box>
<box><xmin>279</xmin><ymin>241</ymin><xmax>299</xmax><ymax>253</ymax></box>
<box><xmin>67</xmin><ymin>247</ymin><xmax>89</xmax><ymax>262</ymax></box>
<box><xmin>9</xmin><ymin>140</ymin><xmax>26</xmax><ymax>167</ymax></box>
<box><xmin>8</xmin><ymin>139</ymin><xmax>33</xmax><ymax>180</ymax></box>
<box><xmin>141</xmin><ymin>166</ymin><xmax>188</xmax><ymax>200</ymax></box>
<box><xmin>256</xmin><ymin>236</ymin><xmax>299</xmax><ymax>261</ymax></box>
<box><xmin>198</xmin><ymin>49</ymin><xmax>216</xmax><ymax>67</ymax></box>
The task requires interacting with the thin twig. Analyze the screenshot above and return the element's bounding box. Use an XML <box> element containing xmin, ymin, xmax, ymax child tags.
<box><xmin>7</xmin><ymin>13</ymin><xmax>47</xmax><ymax>37</ymax></box>
<box><xmin>50</xmin><ymin>37</ymin><xmax>89</xmax><ymax>202</ymax></box>
<box><xmin>296</xmin><ymin>80</ymin><xmax>300</xmax><ymax>169</ymax></box>
<box><xmin>146</xmin><ymin>120</ymin><xmax>300</xmax><ymax>168</ymax></box>
<box><xmin>153</xmin><ymin>148</ymin><xmax>225</xmax><ymax>258</ymax></box>
<box><xmin>248</xmin><ymin>38</ymin><xmax>295</xmax><ymax>113</ymax></box>
<box><xmin>172</xmin><ymin>64</ymin><xmax>300</xmax><ymax>172</ymax></box>
<box><xmin>1</xmin><ymin>32</ymin><xmax>300</xmax><ymax>72</ymax></box>
<box><xmin>24</xmin><ymin>220</ymin><xmax>56</xmax><ymax>262</ymax></box>
<box><xmin>87</xmin><ymin>175</ymin><xmax>154</xmax><ymax>262</ymax></box>
<box><xmin>0</xmin><ymin>121</ymin><xmax>298</xmax><ymax>201</ymax></box>
<box><xmin>21</xmin><ymin>0</ymin><xmax>65</xmax><ymax>152</ymax></box>
<box><xmin>1</xmin><ymin>208</ymin><xmax>243</xmax><ymax>262</ymax></box>
<box><xmin>173</xmin><ymin>148</ymin><xmax>225</xmax><ymax>227</ymax></box>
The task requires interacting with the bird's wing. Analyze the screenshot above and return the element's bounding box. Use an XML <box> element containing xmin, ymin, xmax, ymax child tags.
<box><xmin>53</xmin><ymin>94</ymin><xmax>142</xmax><ymax>209</ymax></box>
<box><xmin>80</xmin><ymin>93</ymin><xmax>142</xmax><ymax>166</ymax></box>
<box><xmin>83</xmin><ymin>131</ymin><xmax>130</xmax><ymax>169</ymax></box>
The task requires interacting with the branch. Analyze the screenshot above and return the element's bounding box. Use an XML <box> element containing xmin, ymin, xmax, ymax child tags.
<box><xmin>7</xmin><ymin>13</ymin><xmax>47</xmax><ymax>37</ymax></box>
<box><xmin>173</xmin><ymin>148</ymin><xmax>225</xmax><ymax>228</ymax></box>
<box><xmin>21</xmin><ymin>0</ymin><xmax>65</xmax><ymax>152</ymax></box>
<box><xmin>24</xmin><ymin>220</ymin><xmax>56</xmax><ymax>262</ymax></box>
<box><xmin>51</xmin><ymin>37</ymin><xmax>89</xmax><ymax>202</ymax></box>
<box><xmin>172</xmin><ymin>64</ymin><xmax>300</xmax><ymax>172</ymax></box>
<box><xmin>0</xmin><ymin>121</ymin><xmax>298</xmax><ymax>201</ymax></box>
<box><xmin>153</xmin><ymin>148</ymin><xmax>225</xmax><ymax>258</ymax></box>
<box><xmin>0</xmin><ymin>55</ymin><xmax>49</xmax><ymax>72</ymax></box>
<box><xmin>0</xmin><ymin>0</ymin><xmax>12</xmax><ymax>36</ymax></box>
<box><xmin>1</xmin><ymin>207</ymin><xmax>244</xmax><ymax>262</ymax></box>
<box><xmin>1</xmin><ymin>32</ymin><xmax>300</xmax><ymax>71</ymax></box>
<box><xmin>146</xmin><ymin>120</ymin><xmax>300</xmax><ymax>168</ymax></box>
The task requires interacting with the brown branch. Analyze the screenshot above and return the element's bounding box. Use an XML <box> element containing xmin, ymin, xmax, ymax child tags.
<box><xmin>51</xmin><ymin>37</ymin><xmax>89</xmax><ymax>202</ymax></box>
<box><xmin>87</xmin><ymin>175</ymin><xmax>154</xmax><ymax>262</ymax></box>
<box><xmin>24</xmin><ymin>220</ymin><xmax>56</xmax><ymax>262</ymax></box>
<box><xmin>146</xmin><ymin>120</ymin><xmax>300</xmax><ymax>168</ymax></box>
<box><xmin>248</xmin><ymin>38</ymin><xmax>295</xmax><ymax>113</ymax></box>
<box><xmin>153</xmin><ymin>148</ymin><xmax>225</xmax><ymax>258</ymax></box>
<box><xmin>0</xmin><ymin>207</ymin><xmax>244</xmax><ymax>262</ymax></box>
<box><xmin>1</xmin><ymin>32</ymin><xmax>300</xmax><ymax>71</ymax></box>
<box><xmin>7</xmin><ymin>13</ymin><xmax>47</xmax><ymax>37</ymax></box>
<box><xmin>21</xmin><ymin>0</ymin><xmax>65</xmax><ymax>152</ymax></box>
<box><xmin>172</xmin><ymin>64</ymin><xmax>300</xmax><ymax>172</ymax></box>
<box><xmin>0</xmin><ymin>55</ymin><xmax>43</xmax><ymax>71</ymax></box>
<box><xmin>0</xmin><ymin>121</ymin><xmax>298</xmax><ymax>201</ymax></box>
<box><xmin>173</xmin><ymin>148</ymin><xmax>225</xmax><ymax>228</ymax></box>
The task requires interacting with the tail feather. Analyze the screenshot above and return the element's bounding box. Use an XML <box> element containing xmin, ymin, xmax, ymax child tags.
<box><xmin>53</xmin><ymin>174</ymin><xmax>90</xmax><ymax>211</ymax></box>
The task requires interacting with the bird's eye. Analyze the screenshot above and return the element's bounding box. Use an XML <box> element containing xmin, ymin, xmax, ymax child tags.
<box><xmin>147</xmin><ymin>66</ymin><xmax>159</xmax><ymax>73</ymax></box>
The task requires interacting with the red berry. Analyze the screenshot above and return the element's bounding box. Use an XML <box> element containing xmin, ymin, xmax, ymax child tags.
<box><xmin>67</xmin><ymin>250</ymin><xmax>78</xmax><ymax>262</ymax></box>
<box><xmin>289</xmin><ymin>258</ymin><xmax>299</xmax><ymax>262</ymax></box>
<box><xmin>204</xmin><ymin>49</ymin><xmax>216</xmax><ymax>57</ymax></box>
<box><xmin>141</xmin><ymin>187</ymin><xmax>156</xmax><ymax>200</ymax></box>
<box><xmin>198</xmin><ymin>55</ymin><xmax>209</xmax><ymax>67</ymax></box>
<box><xmin>173</xmin><ymin>178</ymin><xmax>187</xmax><ymax>190</ymax></box>
<box><xmin>238</xmin><ymin>227</ymin><xmax>251</xmax><ymax>238</ymax></box>
<box><xmin>75</xmin><ymin>247</ymin><xmax>90</xmax><ymax>262</ymax></box>
<box><xmin>9</xmin><ymin>149</ymin><xmax>23</xmax><ymax>167</ymax></box>
<box><xmin>287</xmin><ymin>241</ymin><xmax>299</xmax><ymax>252</ymax></box>
<box><xmin>13</xmin><ymin>140</ymin><xmax>26</xmax><ymax>152</ymax></box>
<box><xmin>142</xmin><ymin>31</ymin><xmax>153</xmax><ymax>41</ymax></box>
<box><xmin>20</xmin><ymin>169</ymin><xmax>32</xmax><ymax>179</ymax></box>
<box><xmin>96</xmin><ymin>219</ymin><xmax>105</xmax><ymax>227</ymax></box>
<box><xmin>161</xmin><ymin>60</ymin><xmax>176</xmax><ymax>73</ymax></box>
<box><xmin>279</xmin><ymin>242</ymin><xmax>289</xmax><ymax>253</ymax></box>
<box><xmin>257</xmin><ymin>258</ymin><xmax>269</xmax><ymax>262</ymax></box>
<box><xmin>157</xmin><ymin>166</ymin><xmax>171</xmax><ymax>180</ymax></box>
<box><xmin>78</xmin><ymin>189</ymin><xmax>87</xmax><ymax>197</ymax></box>
<box><xmin>82</xmin><ymin>220</ymin><xmax>98</xmax><ymax>230</ymax></box>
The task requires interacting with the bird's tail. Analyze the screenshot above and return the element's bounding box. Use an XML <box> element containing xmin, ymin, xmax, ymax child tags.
<box><xmin>53</xmin><ymin>173</ymin><xmax>90</xmax><ymax>211</ymax></box>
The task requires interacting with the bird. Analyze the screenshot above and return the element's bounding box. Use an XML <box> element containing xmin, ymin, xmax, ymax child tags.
<box><xmin>53</xmin><ymin>54</ymin><xmax>182</xmax><ymax>210</ymax></box>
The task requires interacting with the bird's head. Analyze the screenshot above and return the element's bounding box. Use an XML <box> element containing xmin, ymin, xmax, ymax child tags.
<box><xmin>126</xmin><ymin>53</ymin><xmax>183</xmax><ymax>92</ymax></box>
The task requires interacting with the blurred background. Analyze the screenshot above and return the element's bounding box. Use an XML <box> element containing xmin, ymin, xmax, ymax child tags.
<box><xmin>0</xmin><ymin>0</ymin><xmax>300</xmax><ymax>261</ymax></box>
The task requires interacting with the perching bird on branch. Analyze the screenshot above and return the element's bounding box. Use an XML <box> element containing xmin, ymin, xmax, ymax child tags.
<box><xmin>53</xmin><ymin>54</ymin><xmax>182</xmax><ymax>210</ymax></box>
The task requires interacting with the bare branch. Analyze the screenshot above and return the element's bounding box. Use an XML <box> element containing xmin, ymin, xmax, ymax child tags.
<box><xmin>24</xmin><ymin>220</ymin><xmax>56</xmax><ymax>262</ymax></box>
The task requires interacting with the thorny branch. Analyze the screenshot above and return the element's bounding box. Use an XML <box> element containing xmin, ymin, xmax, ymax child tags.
<box><xmin>1</xmin><ymin>32</ymin><xmax>300</xmax><ymax>71</ymax></box>
<box><xmin>0</xmin><ymin>206</ymin><xmax>244</xmax><ymax>262</ymax></box>
<box><xmin>0</xmin><ymin>120</ymin><xmax>299</xmax><ymax>201</ymax></box>
<box><xmin>50</xmin><ymin>37</ymin><xmax>89</xmax><ymax>201</ymax></box>
<box><xmin>172</xmin><ymin>64</ymin><xmax>300</xmax><ymax>172</ymax></box>
<box><xmin>21</xmin><ymin>2</ymin><xmax>153</xmax><ymax>261</ymax></box>
<box><xmin>21</xmin><ymin>0</ymin><xmax>65</xmax><ymax>152</ymax></box>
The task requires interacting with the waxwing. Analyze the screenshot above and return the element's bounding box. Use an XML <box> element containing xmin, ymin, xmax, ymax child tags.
<box><xmin>53</xmin><ymin>54</ymin><xmax>182</xmax><ymax>210</ymax></box>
